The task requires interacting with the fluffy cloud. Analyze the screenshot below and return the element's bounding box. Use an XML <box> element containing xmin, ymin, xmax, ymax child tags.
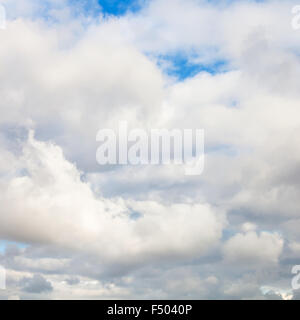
<box><xmin>223</xmin><ymin>231</ymin><xmax>284</xmax><ymax>267</ymax></box>
<box><xmin>0</xmin><ymin>132</ymin><xmax>225</xmax><ymax>268</ymax></box>
<box><xmin>20</xmin><ymin>274</ymin><xmax>53</xmax><ymax>294</ymax></box>
<box><xmin>0</xmin><ymin>0</ymin><xmax>299</xmax><ymax>299</ymax></box>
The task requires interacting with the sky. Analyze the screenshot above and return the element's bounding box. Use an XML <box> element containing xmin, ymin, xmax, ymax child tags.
<box><xmin>0</xmin><ymin>0</ymin><xmax>300</xmax><ymax>300</ymax></box>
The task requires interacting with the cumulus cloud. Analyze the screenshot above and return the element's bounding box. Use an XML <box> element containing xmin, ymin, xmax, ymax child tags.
<box><xmin>0</xmin><ymin>132</ymin><xmax>225</xmax><ymax>269</ymax></box>
<box><xmin>20</xmin><ymin>274</ymin><xmax>53</xmax><ymax>294</ymax></box>
<box><xmin>223</xmin><ymin>231</ymin><xmax>284</xmax><ymax>267</ymax></box>
<box><xmin>0</xmin><ymin>0</ymin><xmax>299</xmax><ymax>299</ymax></box>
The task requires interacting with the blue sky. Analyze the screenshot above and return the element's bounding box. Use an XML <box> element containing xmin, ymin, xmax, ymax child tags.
<box><xmin>156</xmin><ymin>54</ymin><xmax>229</xmax><ymax>80</ymax></box>
<box><xmin>0</xmin><ymin>241</ymin><xmax>27</xmax><ymax>254</ymax></box>
<box><xmin>68</xmin><ymin>0</ymin><xmax>143</xmax><ymax>16</ymax></box>
<box><xmin>97</xmin><ymin>0</ymin><xmax>143</xmax><ymax>15</ymax></box>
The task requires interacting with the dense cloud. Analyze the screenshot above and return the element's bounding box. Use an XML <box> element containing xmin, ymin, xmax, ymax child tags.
<box><xmin>0</xmin><ymin>0</ymin><xmax>299</xmax><ymax>299</ymax></box>
<box><xmin>20</xmin><ymin>274</ymin><xmax>53</xmax><ymax>294</ymax></box>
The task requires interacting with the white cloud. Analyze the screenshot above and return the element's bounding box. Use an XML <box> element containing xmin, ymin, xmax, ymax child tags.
<box><xmin>0</xmin><ymin>132</ymin><xmax>225</xmax><ymax>268</ymax></box>
<box><xmin>0</xmin><ymin>0</ymin><xmax>299</xmax><ymax>299</ymax></box>
<box><xmin>223</xmin><ymin>231</ymin><xmax>284</xmax><ymax>267</ymax></box>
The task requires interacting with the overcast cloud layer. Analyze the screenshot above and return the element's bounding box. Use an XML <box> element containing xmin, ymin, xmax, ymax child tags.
<box><xmin>0</xmin><ymin>0</ymin><xmax>300</xmax><ymax>299</ymax></box>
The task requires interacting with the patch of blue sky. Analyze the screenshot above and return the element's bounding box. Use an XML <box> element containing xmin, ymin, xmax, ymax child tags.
<box><xmin>4</xmin><ymin>0</ymin><xmax>144</xmax><ymax>22</ymax></box>
<box><xmin>67</xmin><ymin>0</ymin><xmax>102</xmax><ymax>19</ymax></box>
<box><xmin>68</xmin><ymin>0</ymin><xmax>144</xmax><ymax>17</ymax></box>
<box><xmin>0</xmin><ymin>241</ymin><xmax>28</xmax><ymax>254</ymax></box>
<box><xmin>96</xmin><ymin>0</ymin><xmax>144</xmax><ymax>16</ymax></box>
<box><xmin>156</xmin><ymin>53</ymin><xmax>229</xmax><ymax>81</ymax></box>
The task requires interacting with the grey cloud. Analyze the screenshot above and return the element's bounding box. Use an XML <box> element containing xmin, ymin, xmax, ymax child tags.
<box><xmin>0</xmin><ymin>0</ymin><xmax>299</xmax><ymax>300</ymax></box>
<box><xmin>65</xmin><ymin>277</ymin><xmax>80</xmax><ymax>286</ymax></box>
<box><xmin>20</xmin><ymin>274</ymin><xmax>53</xmax><ymax>294</ymax></box>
